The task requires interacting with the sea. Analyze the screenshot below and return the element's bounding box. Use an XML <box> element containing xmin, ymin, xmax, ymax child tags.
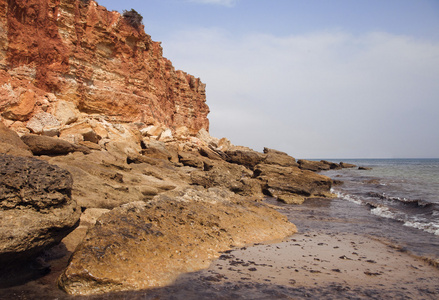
<box><xmin>285</xmin><ymin>158</ymin><xmax>439</xmax><ymax>264</ymax></box>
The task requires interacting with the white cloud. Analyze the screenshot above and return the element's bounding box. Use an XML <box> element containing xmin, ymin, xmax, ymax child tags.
<box><xmin>188</xmin><ymin>0</ymin><xmax>238</xmax><ymax>7</ymax></box>
<box><xmin>163</xmin><ymin>28</ymin><xmax>439</xmax><ymax>158</ymax></box>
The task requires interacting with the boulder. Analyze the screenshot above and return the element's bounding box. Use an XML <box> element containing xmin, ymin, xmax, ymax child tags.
<box><xmin>58</xmin><ymin>187</ymin><xmax>296</xmax><ymax>295</ymax></box>
<box><xmin>158</xmin><ymin>128</ymin><xmax>174</xmax><ymax>142</ymax></box>
<box><xmin>358</xmin><ymin>166</ymin><xmax>372</xmax><ymax>170</ymax></box>
<box><xmin>217</xmin><ymin>137</ymin><xmax>231</xmax><ymax>151</ymax></box>
<box><xmin>26</xmin><ymin>112</ymin><xmax>60</xmax><ymax>134</ymax></box>
<box><xmin>54</xmin><ymin>100</ymin><xmax>79</xmax><ymax>125</ymax></box>
<box><xmin>340</xmin><ymin>162</ymin><xmax>357</xmax><ymax>168</ymax></box>
<box><xmin>141</xmin><ymin>140</ymin><xmax>173</xmax><ymax>161</ymax></box>
<box><xmin>59</xmin><ymin>123</ymin><xmax>100</xmax><ymax>144</ymax></box>
<box><xmin>21</xmin><ymin>134</ymin><xmax>90</xmax><ymax>156</ymax></box>
<box><xmin>178</xmin><ymin>151</ymin><xmax>205</xmax><ymax>169</ymax></box>
<box><xmin>263</xmin><ymin>147</ymin><xmax>298</xmax><ymax>167</ymax></box>
<box><xmin>254</xmin><ymin>164</ymin><xmax>333</xmax><ymax>204</ymax></box>
<box><xmin>1</xmin><ymin>90</ymin><xmax>36</xmax><ymax>121</ymax></box>
<box><xmin>0</xmin><ymin>122</ymin><xmax>33</xmax><ymax>157</ymax></box>
<box><xmin>225</xmin><ymin>149</ymin><xmax>266</xmax><ymax>170</ymax></box>
<box><xmin>0</xmin><ymin>155</ymin><xmax>80</xmax><ymax>267</ymax></box>
<box><xmin>190</xmin><ymin>160</ymin><xmax>263</xmax><ymax>197</ymax></box>
<box><xmin>297</xmin><ymin>159</ymin><xmax>330</xmax><ymax>172</ymax></box>
<box><xmin>320</xmin><ymin>160</ymin><xmax>341</xmax><ymax>170</ymax></box>
<box><xmin>196</xmin><ymin>128</ymin><xmax>219</xmax><ymax>147</ymax></box>
<box><xmin>140</xmin><ymin>125</ymin><xmax>164</xmax><ymax>137</ymax></box>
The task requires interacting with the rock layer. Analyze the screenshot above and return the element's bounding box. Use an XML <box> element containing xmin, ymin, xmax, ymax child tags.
<box><xmin>0</xmin><ymin>0</ymin><xmax>209</xmax><ymax>134</ymax></box>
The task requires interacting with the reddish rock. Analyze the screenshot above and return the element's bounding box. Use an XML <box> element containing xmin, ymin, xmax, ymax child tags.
<box><xmin>0</xmin><ymin>0</ymin><xmax>209</xmax><ymax>134</ymax></box>
<box><xmin>0</xmin><ymin>122</ymin><xmax>32</xmax><ymax>156</ymax></box>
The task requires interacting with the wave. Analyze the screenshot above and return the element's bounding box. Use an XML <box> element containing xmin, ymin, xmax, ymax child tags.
<box><xmin>335</xmin><ymin>189</ymin><xmax>439</xmax><ymax>236</ymax></box>
<box><xmin>333</xmin><ymin>190</ymin><xmax>362</xmax><ymax>205</ymax></box>
<box><xmin>366</xmin><ymin>192</ymin><xmax>434</xmax><ymax>208</ymax></box>
<box><xmin>403</xmin><ymin>221</ymin><xmax>439</xmax><ymax>236</ymax></box>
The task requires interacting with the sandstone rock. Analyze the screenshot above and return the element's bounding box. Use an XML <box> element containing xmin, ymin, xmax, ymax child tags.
<box><xmin>199</xmin><ymin>146</ymin><xmax>225</xmax><ymax>161</ymax></box>
<box><xmin>190</xmin><ymin>160</ymin><xmax>263</xmax><ymax>197</ymax></box>
<box><xmin>297</xmin><ymin>159</ymin><xmax>331</xmax><ymax>172</ymax></box>
<box><xmin>1</xmin><ymin>90</ymin><xmax>36</xmax><ymax>121</ymax></box>
<box><xmin>140</xmin><ymin>125</ymin><xmax>164</xmax><ymax>137</ymax></box>
<box><xmin>26</xmin><ymin>112</ymin><xmax>61</xmax><ymax>134</ymax></box>
<box><xmin>54</xmin><ymin>100</ymin><xmax>79</xmax><ymax>125</ymax></box>
<box><xmin>358</xmin><ymin>166</ymin><xmax>372</xmax><ymax>170</ymax></box>
<box><xmin>225</xmin><ymin>149</ymin><xmax>266</xmax><ymax>170</ymax></box>
<box><xmin>263</xmin><ymin>147</ymin><xmax>298</xmax><ymax>167</ymax></box>
<box><xmin>0</xmin><ymin>155</ymin><xmax>80</xmax><ymax>266</ymax></box>
<box><xmin>254</xmin><ymin>164</ymin><xmax>333</xmax><ymax>204</ymax></box>
<box><xmin>178</xmin><ymin>151</ymin><xmax>205</xmax><ymax>169</ymax></box>
<box><xmin>45</xmin><ymin>151</ymin><xmax>186</xmax><ymax>209</ymax></box>
<box><xmin>42</xmin><ymin>126</ymin><xmax>60</xmax><ymax>137</ymax></box>
<box><xmin>21</xmin><ymin>134</ymin><xmax>90</xmax><ymax>156</ymax></box>
<box><xmin>158</xmin><ymin>128</ymin><xmax>174</xmax><ymax>142</ymax></box>
<box><xmin>141</xmin><ymin>140</ymin><xmax>172</xmax><ymax>161</ymax></box>
<box><xmin>0</xmin><ymin>122</ymin><xmax>32</xmax><ymax>157</ymax></box>
<box><xmin>321</xmin><ymin>160</ymin><xmax>341</xmax><ymax>170</ymax></box>
<box><xmin>196</xmin><ymin>128</ymin><xmax>219</xmax><ymax>147</ymax></box>
<box><xmin>217</xmin><ymin>137</ymin><xmax>231</xmax><ymax>151</ymax></box>
<box><xmin>175</xmin><ymin>126</ymin><xmax>190</xmax><ymax>139</ymax></box>
<box><xmin>59</xmin><ymin>122</ymin><xmax>99</xmax><ymax>144</ymax></box>
<box><xmin>340</xmin><ymin>162</ymin><xmax>357</xmax><ymax>168</ymax></box>
<box><xmin>105</xmin><ymin>135</ymin><xmax>142</xmax><ymax>161</ymax></box>
<box><xmin>58</xmin><ymin>187</ymin><xmax>296</xmax><ymax>295</ymax></box>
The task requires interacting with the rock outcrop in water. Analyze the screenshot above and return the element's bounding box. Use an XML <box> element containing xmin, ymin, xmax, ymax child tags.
<box><xmin>0</xmin><ymin>0</ymin><xmax>337</xmax><ymax>296</ymax></box>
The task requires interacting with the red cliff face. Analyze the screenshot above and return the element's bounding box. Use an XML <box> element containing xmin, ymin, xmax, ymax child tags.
<box><xmin>0</xmin><ymin>0</ymin><xmax>209</xmax><ymax>134</ymax></box>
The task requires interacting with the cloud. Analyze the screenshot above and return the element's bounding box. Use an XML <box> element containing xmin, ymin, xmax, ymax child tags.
<box><xmin>163</xmin><ymin>28</ymin><xmax>439</xmax><ymax>158</ymax></box>
<box><xmin>188</xmin><ymin>0</ymin><xmax>238</xmax><ymax>7</ymax></box>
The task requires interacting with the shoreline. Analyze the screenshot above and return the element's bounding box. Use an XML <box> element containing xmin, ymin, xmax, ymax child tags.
<box><xmin>2</xmin><ymin>209</ymin><xmax>438</xmax><ymax>299</ymax></box>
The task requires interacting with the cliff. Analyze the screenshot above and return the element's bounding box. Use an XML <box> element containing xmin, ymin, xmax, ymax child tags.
<box><xmin>0</xmin><ymin>0</ymin><xmax>209</xmax><ymax>134</ymax></box>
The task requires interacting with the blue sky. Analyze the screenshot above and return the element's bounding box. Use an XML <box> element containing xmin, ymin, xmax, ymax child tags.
<box><xmin>99</xmin><ymin>0</ymin><xmax>439</xmax><ymax>158</ymax></box>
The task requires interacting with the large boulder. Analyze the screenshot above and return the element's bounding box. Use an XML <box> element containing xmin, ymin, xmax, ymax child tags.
<box><xmin>21</xmin><ymin>134</ymin><xmax>90</xmax><ymax>156</ymax></box>
<box><xmin>262</xmin><ymin>147</ymin><xmax>298</xmax><ymax>167</ymax></box>
<box><xmin>141</xmin><ymin>139</ymin><xmax>173</xmax><ymax>161</ymax></box>
<box><xmin>0</xmin><ymin>122</ymin><xmax>33</xmax><ymax>157</ymax></box>
<box><xmin>254</xmin><ymin>164</ymin><xmax>334</xmax><ymax>204</ymax></box>
<box><xmin>0</xmin><ymin>155</ymin><xmax>80</xmax><ymax>267</ymax></box>
<box><xmin>190</xmin><ymin>160</ymin><xmax>263</xmax><ymax>197</ymax></box>
<box><xmin>58</xmin><ymin>187</ymin><xmax>296</xmax><ymax>295</ymax></box>
<box><xmin>297</xmin><ymin>159</ymin><xmax>331</xmax><ymax>172</ymax></box>
<box><xmin>225</xmin><ymin>149</ymin><xmax>266</xmax><ymax>170</ymax></box>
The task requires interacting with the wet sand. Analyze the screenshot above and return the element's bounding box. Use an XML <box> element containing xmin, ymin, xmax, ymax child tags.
<box><xmin>172</xmin><ymin>231</ymin><xmax>439</xmax><ymax>299</ymax></box>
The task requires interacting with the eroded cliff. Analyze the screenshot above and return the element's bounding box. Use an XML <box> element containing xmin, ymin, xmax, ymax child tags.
<box><xmin>0</xmin><ymin>0</ymin><xmax>209</xmax><ymax>134</ymax></box>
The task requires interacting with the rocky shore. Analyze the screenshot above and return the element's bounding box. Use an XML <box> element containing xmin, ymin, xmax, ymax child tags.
<box><xmin>1</xmin><ymin>116</ymin><xmax>348</xmax><ymax>295</ymax></box>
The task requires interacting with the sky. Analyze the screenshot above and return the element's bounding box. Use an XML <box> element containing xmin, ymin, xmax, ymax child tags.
<box><xmin>98</xmin><ymin>0</ymin><xmax>439</xmax><ymax>158</ymax></box>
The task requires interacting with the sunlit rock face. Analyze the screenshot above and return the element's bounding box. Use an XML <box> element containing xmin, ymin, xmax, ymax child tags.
<box><xmin>0</xmin><ymin>0</ymin><xmax>209</xmax><ymax>134</ymax></box>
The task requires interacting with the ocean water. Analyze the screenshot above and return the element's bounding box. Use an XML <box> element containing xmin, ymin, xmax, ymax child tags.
<box><xmin>298</xmin><ymin>158</ymin><xmax>439</xmax><ymax>262</ymax></box>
